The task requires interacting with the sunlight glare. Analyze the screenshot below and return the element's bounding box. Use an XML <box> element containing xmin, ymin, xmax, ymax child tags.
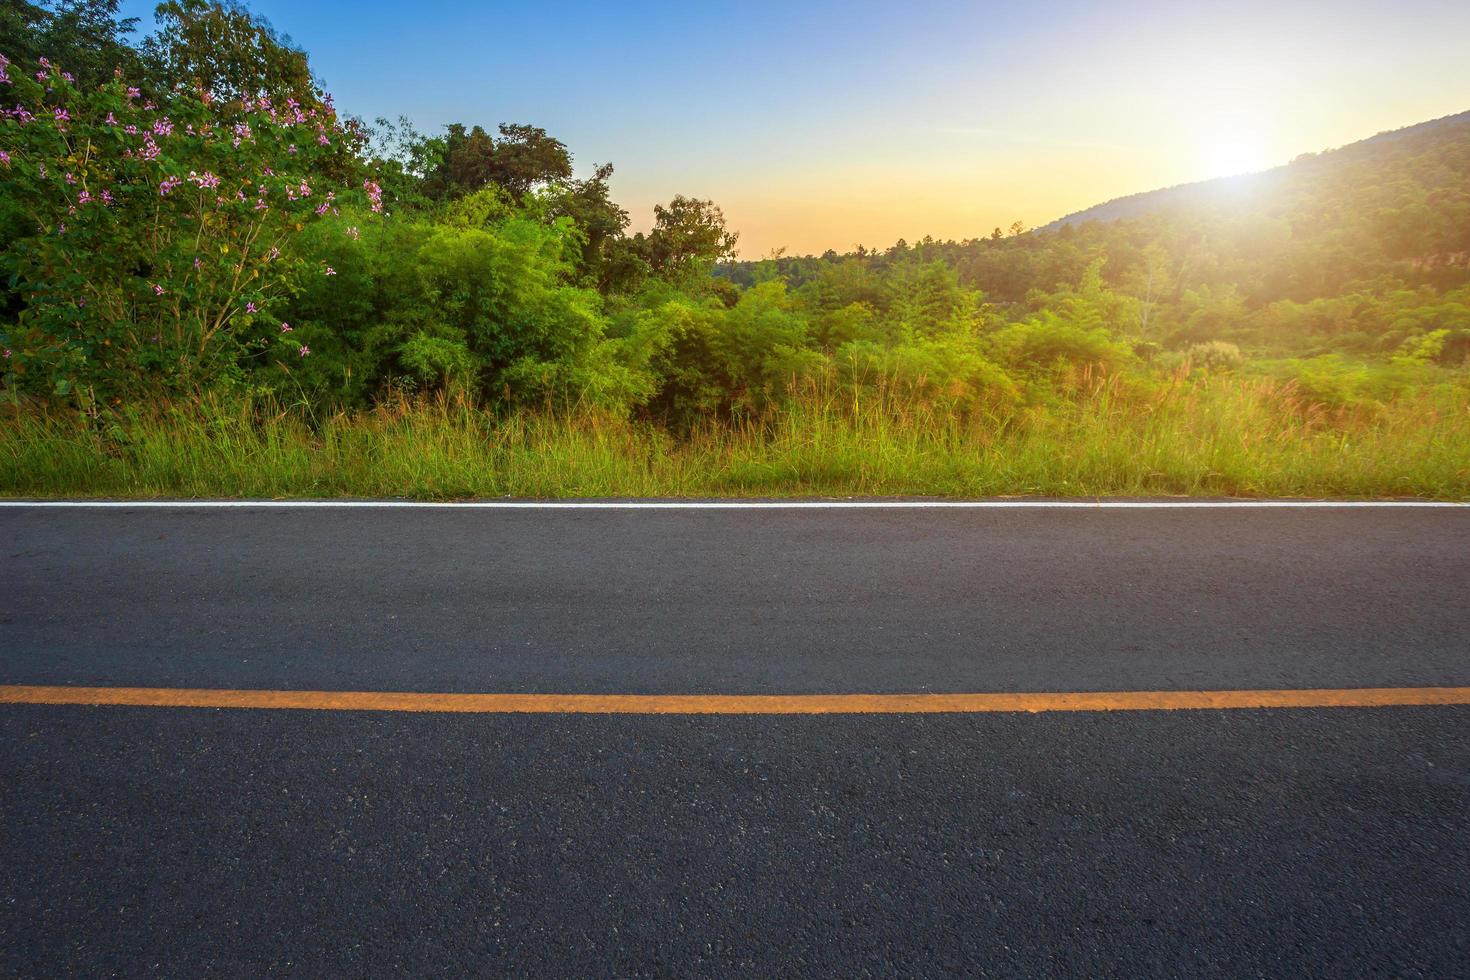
<box><xmin>1193</xmin><ymin>115</ymin><xmax>1277</xmax><ymax>179</ymax></box>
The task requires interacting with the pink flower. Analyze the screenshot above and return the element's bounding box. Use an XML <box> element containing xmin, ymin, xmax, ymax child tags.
<box><xmin>53</xmin><ymin>107</ymin><xmax>69</xmax><ymax>124</ymax></box>
<box><xmin>124</xmin><ymin>124</ymin><xmax>138</xmax><ymax>135</ymax></box>
<box><xmin>245</xmin><ymin>302</ymin><xmax>258</xmax><ymax>313</ymax></box>
<box><xmin>152</xmin><ymin>117</ymin><xmax>173</xmax><ymax>137</ymax></box>
<box><xmin>299</xmin><ymin>345</ymin><xmax>310</xmax><ymax>357</ymax></box>
<box><xmin>126</xmin><ymin>86</ymin><xmax>140</xmax><ymax>99</ymax></box>
<box><xmin>280</xmin><ymin>322</ymin><xmax>292</xmax><ymax>332</ymax></box>
<box><xmin>363</xmin><ymin>179</ymin><xmax>383</xmax><ymax>214</ymax></box>
<box><xmin>324</xmin><ymin>266</ymin><xmax>336</xmax><ymax>276</ymax></box>
<box><xmin>64</xmin><ymin>172</ymin><xmax>76</xmax><ymax>184</ymax></box>
<box><xmin>77</xmin><ymin>190</ymin><xmax>91</xmax><ymax>205</ymax></box>
<box><xmin>105</xmin><ymin>112</ymin><xmax>117</xmax><ymax>125</ymax></box>
<box><xmin>2</xmin><ymin>349</ymin><xmax>11</xmax><ymax>359</ymax></box>
<box><xmin>159</xmin><ymin>176</ymin><xmax>182</xmax><ymax>196</ymax></box>
<box><xmin>101</xmin><ymin>189</ymin><xmax>113</xmax><ymax>205</ymax></box>
<box><xmin>61</xmin><ymin>72</ymin><xmax>73</xmax><ymax>83</ymax></box>
<box><xmin>194</xmin><ymin>257</ymin><xmax>202</xmax><ymax>269</ymax></box>
<box><xmin>0</xmin><ymin>150</ymin><xmax>9</xmax><ymax>168</ymax></box>
<box><xmin>152</xmin><ymin>284</ymin><xmax>165</xmax><ymax>296</ymax></box>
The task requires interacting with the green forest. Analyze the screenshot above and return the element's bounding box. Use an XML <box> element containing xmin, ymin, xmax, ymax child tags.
<box><xmin>3</xmin><ymin>1</ymin><xmax>1469</xmax><ymax>498</ymax></box>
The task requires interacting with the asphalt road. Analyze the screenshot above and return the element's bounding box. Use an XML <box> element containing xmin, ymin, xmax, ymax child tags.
<box><xmin>3</xmin><ymin>504</ymin><xmax>1469</xmax><ymax>976</ymax></box>
<box><xmin>3</xmin><ymin>504</ymin><xmax>1469</xmax><ymax>693</ymax></box>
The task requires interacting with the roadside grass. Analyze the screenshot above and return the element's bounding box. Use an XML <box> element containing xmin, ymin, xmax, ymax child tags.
<box><xmin>1</xmin><ymin>374</ymin><xmax>1468</xmax><ymax>499</ymax></box>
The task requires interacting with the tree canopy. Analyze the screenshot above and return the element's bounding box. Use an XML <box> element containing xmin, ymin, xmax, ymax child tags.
<box><xmin>3</xmin><ymin>1</ymin><xmax>1468</xmax><ymax>428</ymax></box>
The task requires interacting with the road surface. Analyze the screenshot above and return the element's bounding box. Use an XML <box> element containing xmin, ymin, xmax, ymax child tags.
<box><xmin>2</xmin><ymin>502</ymin><xmax>1468</xmax><ymax>975</ymax></box>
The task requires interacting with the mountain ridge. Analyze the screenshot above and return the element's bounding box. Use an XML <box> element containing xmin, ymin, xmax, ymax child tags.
<box><xmin>1041</xmin><ymin>109</ymin><xmax>1470</xmax><ymax>232</ymax></box>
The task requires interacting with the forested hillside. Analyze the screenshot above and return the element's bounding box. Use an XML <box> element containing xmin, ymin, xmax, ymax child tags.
<box><xmin>2</xmin><ymin>1</ymin><xmax>1468</xmax><ymax>498</ymax></box>
<box><xmin>724</xmin><ymin>111</ymin><xmax>1470</xmax><ymax>357</ymax></box>
<box><xmin>1044</xmin><ymin>111</ymin><xmax>1470</xmax><ymax>230</ymax></box>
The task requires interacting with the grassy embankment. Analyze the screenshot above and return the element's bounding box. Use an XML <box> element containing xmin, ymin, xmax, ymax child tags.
<box><xmin>3</xmin><ymin>370</ymin><xmax>1468</xmax><ymax>499</ymax></box>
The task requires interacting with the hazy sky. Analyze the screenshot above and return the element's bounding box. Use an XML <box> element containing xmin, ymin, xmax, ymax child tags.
<box><xmin>119</xmin><ymin>1</ymin><xmax>1470</xmax><ymax>256</ymax></box>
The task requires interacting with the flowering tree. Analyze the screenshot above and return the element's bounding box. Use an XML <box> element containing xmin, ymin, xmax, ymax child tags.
<box><xmin>0</xmin><ymin>50</ymin><xmax>378</xmax><ymax>402</ymax></box>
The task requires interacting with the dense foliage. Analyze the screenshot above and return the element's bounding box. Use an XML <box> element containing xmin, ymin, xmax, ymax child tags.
<box><xmin>724</xmin><ymin>112</ymin><xmax>1470</xmax><ymax>359</ymax></box>
<box><xmin>2</xmin><ymin>2</ymin><xmax>1468</xmax><ymax>498</ymax></box>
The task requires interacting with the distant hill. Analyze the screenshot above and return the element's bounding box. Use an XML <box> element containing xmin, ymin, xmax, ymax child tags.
<box><xmin>1043</xmin><ymin>110</ymin><xmax>1470</xmax><ymax>231</ymax></box>
<box><xmin>722</xmin><ymin>108</ymin><xmax>1470</xmax><ymax>311</ymax></box>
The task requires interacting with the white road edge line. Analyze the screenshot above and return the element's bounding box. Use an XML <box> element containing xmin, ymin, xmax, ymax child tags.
<box><xmin>0</xmin><ymin>500</ymin><xmax>1466</xmax><ymax>509</ymax></box>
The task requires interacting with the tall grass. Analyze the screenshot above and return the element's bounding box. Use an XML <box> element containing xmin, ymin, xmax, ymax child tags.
<box><xmin>2</xmin><ymin>373</ymin><xmax>1468</xmax><ymax>498</ymax></box>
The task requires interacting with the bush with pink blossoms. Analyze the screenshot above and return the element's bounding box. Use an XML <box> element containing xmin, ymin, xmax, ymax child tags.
<box><xmin>0</xmin><ymin>53</ymin><xmax>368</xmax><ymax>403</ymax></box>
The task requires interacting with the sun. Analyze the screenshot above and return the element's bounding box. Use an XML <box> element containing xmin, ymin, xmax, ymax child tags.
<box><xmin>1196</xmin><ymin>122</ymin><xmax>1276</xmax><ymax>178</ymax></box>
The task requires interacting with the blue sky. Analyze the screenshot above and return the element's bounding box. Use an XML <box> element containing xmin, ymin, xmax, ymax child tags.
<box><xmin>118</xmin><ymin>1</ymin><xmax>1470</xmax><ymax>255</ymax></box>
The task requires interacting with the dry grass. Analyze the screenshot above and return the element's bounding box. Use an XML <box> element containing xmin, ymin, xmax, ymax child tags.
<box><xmin>2</xmin><ymin>374</ymin><xmax>1468</xmax><ymax>499</ymax></box>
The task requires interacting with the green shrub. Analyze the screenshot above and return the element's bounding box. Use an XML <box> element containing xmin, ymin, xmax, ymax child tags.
<box><xmin>1186</xmin><ymin>340</ymin><xmax>1244</xmax><ymax>373</ymax></box>
<box><xmin>0</xmin><ymin>52</ymin><xmax>367</xmax><ymax>402</ymax></box>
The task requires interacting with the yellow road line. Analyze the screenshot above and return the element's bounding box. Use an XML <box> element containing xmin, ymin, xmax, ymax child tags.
<box><xmin>2</xmin><ymin>685</ymin><xmax>1468</xmax><ymax>714</ymax></box>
